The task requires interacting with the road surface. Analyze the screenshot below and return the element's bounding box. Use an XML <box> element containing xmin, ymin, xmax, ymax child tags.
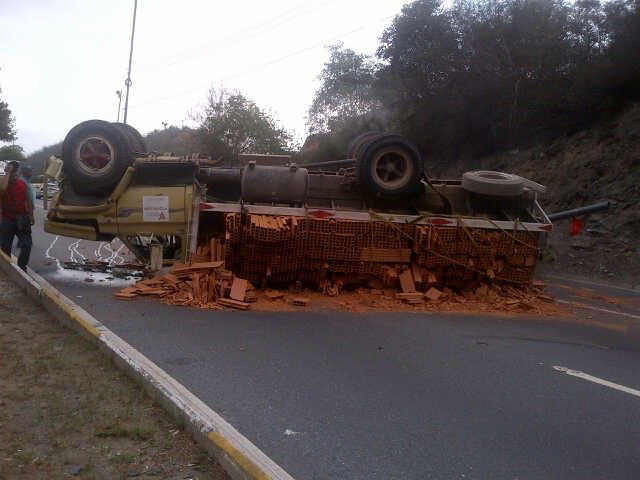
<box><xmin>21</xmin><ymin>202</ymin><xmax>640</xmax><ymax>479</ymax></box>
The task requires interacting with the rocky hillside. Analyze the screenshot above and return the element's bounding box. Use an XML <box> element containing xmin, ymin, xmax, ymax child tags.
<box><xmin>455</xmin><ymin>103</ymin><xmax>640</xmax><ymax>288</ymax></box>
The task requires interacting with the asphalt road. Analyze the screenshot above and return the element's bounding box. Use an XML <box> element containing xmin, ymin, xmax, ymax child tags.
<box><xmin>21</xmin><ymin>202</ymin><xmax>640</xmax><ymax>480</ymax></box>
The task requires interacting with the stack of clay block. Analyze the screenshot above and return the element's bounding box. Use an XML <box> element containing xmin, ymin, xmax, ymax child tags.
<box><xmin>220</xmin><ymin>213</ymin><xmax>539</xmax><ymax>288</ymax></box>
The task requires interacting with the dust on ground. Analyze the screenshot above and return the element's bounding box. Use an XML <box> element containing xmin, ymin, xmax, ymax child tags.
<box><xmin>0</xmin><ymin>270</ymin><xmax>230</xmax><ymax>480</ymax></box>
<box><xmin>248</xmin><ymin>284</ymin><xmax>572</xmax><ymax>318</ymax></box>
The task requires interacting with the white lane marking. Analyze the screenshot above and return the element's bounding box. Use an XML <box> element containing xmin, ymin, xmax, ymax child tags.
<box><xmin>545</xmin><ymin>275</ymin><xmax>639</xmax><ymax>294</ymax></box>
<box><xmin>553</xmin><ymin>366</ymin><xmax>640</xmax><ymax>398</ymax></box>
<box><xmin>557</xmin><ymin>299</ymin><xmax>640</xmax><ymax>321</ymax></box>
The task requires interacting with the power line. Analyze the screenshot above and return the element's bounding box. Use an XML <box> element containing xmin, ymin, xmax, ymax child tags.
<box><xmin>222</xmin><ymin>19</ymin><xmax>393</xmax><ymax>82</ymax></box>
<box><xmin>135</xmin><ymin>0</ymin><xmax>340</xmax><ymax>72</ymax></box>
<box><xmin>128</xmin><ymin>14</ymin><xmax>394</xmax><ymax>111</ymax></box>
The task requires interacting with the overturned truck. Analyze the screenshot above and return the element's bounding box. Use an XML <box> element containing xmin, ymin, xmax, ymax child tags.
<box><xmin>45</xmin><ymin>120</ymin><xmax>552</xmax><ymax>289</ymax></box>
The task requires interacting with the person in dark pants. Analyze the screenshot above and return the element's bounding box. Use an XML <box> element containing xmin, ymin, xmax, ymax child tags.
<box><xmin>0</xmin><ymin>161</ymin><xmax>34</xmax><ymax>270</ymax></box>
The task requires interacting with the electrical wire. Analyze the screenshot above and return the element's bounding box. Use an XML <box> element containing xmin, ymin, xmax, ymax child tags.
<box><xmin>135</xmin><ymin>0</ymin><xmax>341</xmax><ymax>72</ymax></box>
<box><xmin>128</xmin><ymin>14</ymin><xmax>395</xmax><ymax>111</ymax></box>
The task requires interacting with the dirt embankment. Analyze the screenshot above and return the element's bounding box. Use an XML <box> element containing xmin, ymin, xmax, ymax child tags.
<box><xmin>449</xmin><ymin>103</ymin><xmax>640</xmax><ymax>288</ymax></box>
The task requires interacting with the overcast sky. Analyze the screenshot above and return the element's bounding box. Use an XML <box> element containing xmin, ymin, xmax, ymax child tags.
<box><xmin>0</xmin><ymin>0</ymin><xmax>409</xmax><ymax>153</ymax></box>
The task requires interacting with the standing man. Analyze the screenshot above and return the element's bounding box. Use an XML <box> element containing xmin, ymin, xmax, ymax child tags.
<box><xmin>19</xmin><ymin>163</ymin><xmax>36</xmax><ymax>211</ymax></box>
<box><xmin>0</xmin><ymin>161</ymin><xmax>33</xmax><ymax>270</ymax></box>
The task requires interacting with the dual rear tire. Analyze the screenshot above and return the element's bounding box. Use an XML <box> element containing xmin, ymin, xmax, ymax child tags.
<box><xmin>61</xmin><ymin>120</ymin><xmax>147</xmax><ymax>195</ymax></box>
<box><xmin>349</xmin><ymin>132</ymin><xmax>424</xmax><ymax>199</ymax></box>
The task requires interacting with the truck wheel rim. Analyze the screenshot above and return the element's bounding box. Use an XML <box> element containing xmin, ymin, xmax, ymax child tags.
<box><xmin>371</xmin><ymin>147</ymin><xmax>413</xmax><ymax>189</ymax></box>
<box><xmin>76</xmin><ymin>136</ymin><xmax>115</xmax><ymax>175</ymax></box>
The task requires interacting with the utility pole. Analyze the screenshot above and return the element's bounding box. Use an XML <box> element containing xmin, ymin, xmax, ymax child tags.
<box><xmin>116</xmin><ymin>90</ymin><xmax>122</xmax><ymax>122</ymax></box>
<box><xmin>123</xmin><ymin>0</ymin><xmax>138</xmax><ymax>125</ymax></box>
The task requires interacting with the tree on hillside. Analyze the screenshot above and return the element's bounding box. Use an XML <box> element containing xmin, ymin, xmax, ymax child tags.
<box><xmin>0</xmin><ymin>85</ymin><xmax>16</xmax><ymax>142</ymax></box>
<box><xmin>0</xmin><ymin>144</ymin><xmax>25</xmax><ymax>161</ymax></box>
<box><xmin>196</xmin><ymin>88</ymin><xmax>292</xmax><ymax>163</ymax></box>
<box><xmin>26</xmin><ymin>142</ymin><xmax>62</xmax><ymax>176</ymax></box>
<box><xmin>603</xmin><ymin>0</ymin><xmax>640</xmax><ymax>97</ymax></box>
<box><xmin>375</xmin><ymin>0</ymin><xmax>617</xmax><ymax>157</ymax></box>
<box><xmin>308</xmin><ymin>44</ymin><xmax>383</xmax><ymax>134</ymax></box>
<box><xmin>145</xmin><ymin>126</ymin><xmax>196</xmax><ymax>155</ymax></box>
<box><xmin>377</xmin><ymin>0</ymin><xmax>464</xmax><ymax>157</ymax></box>
<box><xmin>304</xmin><ymin>0</ymin><xmax>639</xmax><ymax>163</ymax></box>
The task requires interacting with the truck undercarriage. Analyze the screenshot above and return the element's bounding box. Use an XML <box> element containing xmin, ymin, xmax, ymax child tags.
<box><xmin>44</xmin><ymin>121</ymin><xmax>552</xmax><ymax>289</ymax></box>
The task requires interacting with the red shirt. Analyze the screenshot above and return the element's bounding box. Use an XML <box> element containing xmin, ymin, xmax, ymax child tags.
<box><xmin>1</xmin><ymin>178</ymin><xmax>29</xmax><ymax>219</ymax></box>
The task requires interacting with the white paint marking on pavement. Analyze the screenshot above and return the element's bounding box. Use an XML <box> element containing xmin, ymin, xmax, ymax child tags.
<box><xmin>553</xmin><ymin>366</ymin><xmax>640</xmax><ymax>398</ymax></box>
<box><xmin>104</xmin><ymin>241</ymin><xmax>126</xmax><ymax>266</ymax></box>
<box><xmin>68</xmin><ymin>239</ymin><xmax>81</xmax><ymax>263</ymax></box>
<box><xmin>103</xmin><ymin>242</ymin><xmax>116</xmax><ymax>264</ymax></box>
<box><xmin>557</xmin><ymin>299</ymin><xmax>640</xmax><ymax>321</ymax></box>
<box><xmin>44</xmin><ymin>236</ymin><xmax>62</xmax><ymax>270</ymax></box>
<box><xmin>70</xmin><ymin>239</ymin><xmax>87</xmax><ymax>262</ymax></box>
<box><xmin>110</xmin><ymin>244</ymin><xmax>126</xmax><ymax>266</ymax></box>
<box><xmin>94</xmin><ymin>242</ymin><xmax>106</xmax><ymax>260</ymax></box>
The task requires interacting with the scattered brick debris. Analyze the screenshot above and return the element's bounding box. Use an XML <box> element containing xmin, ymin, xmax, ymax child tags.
<box><xmin>399</xmin><ymin>269</ymin><xmax>417</xmax><ymax>293</ymax></box>
<box><xmin>265</xmin><ymin>289</ymin><xmax>285</xmax><ymax>300</ymax></box>
<box><xmin>114</xmin><ymin>261</ymin><xmax>252</xmax><ymax>310</ymax></box>
<box><xmin>425</xmin><ymin>287</ymin><xmax>444</xmax><ymax>301</ymax></box>
<box><xmin>229</xmin><ymin>277</ymin><xmax>248</xmax><ymax>301</ymax></box>
<box><xmin>292</xmin><ymin>297</ymin><xmax>310</xmax><ymax>307</ymax></box>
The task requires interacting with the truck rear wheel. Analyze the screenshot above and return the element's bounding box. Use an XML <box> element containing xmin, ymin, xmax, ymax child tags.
<box><xmin>357</xmin><ymin>134</ymin><xmax>424</xmax><ymax>198</ymax></box>
<box><xmin>346</xmin><ymin>131</ymin><xmax>383</xmax><ymax>160</ymax></box>
<box><xmin>111</xmin><ymin>122</ymin><xmax>147</xmax><ymax>154</ymax></box>
<box><xmin>62</xmin><ymin>119</ymin><xmax>133</xmax><ymax>195</ymax></box>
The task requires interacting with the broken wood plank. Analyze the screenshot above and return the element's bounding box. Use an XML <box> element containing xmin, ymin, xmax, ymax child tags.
<box><xmin>395</xmin><ymin>292</ymin><xmax>423</xmax><ymax>300</ymax></box>
<box><xmin>244</xmin><ymin>293</ymin><xmax>258</xmax><ymax>303</ymax></box>
<box><xmin>217</xmin><ymin>298</ymin><xmax>251</xmax><ymax>310</ymax></box>
<box><xmin>169</xmin><ymin>261</ymin><xmax>224</xmax><ymax>274</ymax></box>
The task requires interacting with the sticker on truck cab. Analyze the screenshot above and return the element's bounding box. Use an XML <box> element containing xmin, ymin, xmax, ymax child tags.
<box><xmin>143</xmin><ymin>195</ymin><xmax>169</xmax><ymax>222</ymax></box>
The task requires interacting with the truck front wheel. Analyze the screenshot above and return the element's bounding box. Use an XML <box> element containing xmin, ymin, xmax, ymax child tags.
<box><xmin>62</xmin><ymin>120</ymin><xmax>133</xmax><ymax>195</ymax></box>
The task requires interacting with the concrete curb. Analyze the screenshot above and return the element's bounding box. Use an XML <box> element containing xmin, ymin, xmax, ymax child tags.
<box><xmin>0</xmin><ymin>251</ymin><xmax>295</xmax><ymax>480</ymax></box>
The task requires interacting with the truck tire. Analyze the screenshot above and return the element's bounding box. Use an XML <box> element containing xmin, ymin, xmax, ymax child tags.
<box><xmin>357</xmin><ymin>134</ymin><xmax>424</xmax><ymax>198</ymax></box>
<box><xmin>462</xmin><ymin>170</ymin><xmax>525</xmax><ymax>196</ymax></box>
<box><xmin>61</xmin><ymin>119</ymin><xmax>133</xmax><ymax>195</ymax></box>
<box><xmin>111</xmin><ymin>122</ymin><xmax>147</xmax><ymax>154</ymax></box>
<box><xmin>346</xmin><ymin>131</ymin><xmax>383</xmax><ymax>160</ymax></box>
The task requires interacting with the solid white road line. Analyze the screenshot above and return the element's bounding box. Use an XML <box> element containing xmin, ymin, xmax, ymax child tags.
<box><xmin>553</xmin><ymin>366</ymin><xmax>640</xmax><ymax>398</ymax></box>
<box><xmin>545</xmin><ymin>274</ymin><xmax>639</xmax><ymax>294</ymax></box>
<box><xmin>556</xmin><ymin>299</ymin><xmax>640</xmax><ymax>321</ymax></box>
